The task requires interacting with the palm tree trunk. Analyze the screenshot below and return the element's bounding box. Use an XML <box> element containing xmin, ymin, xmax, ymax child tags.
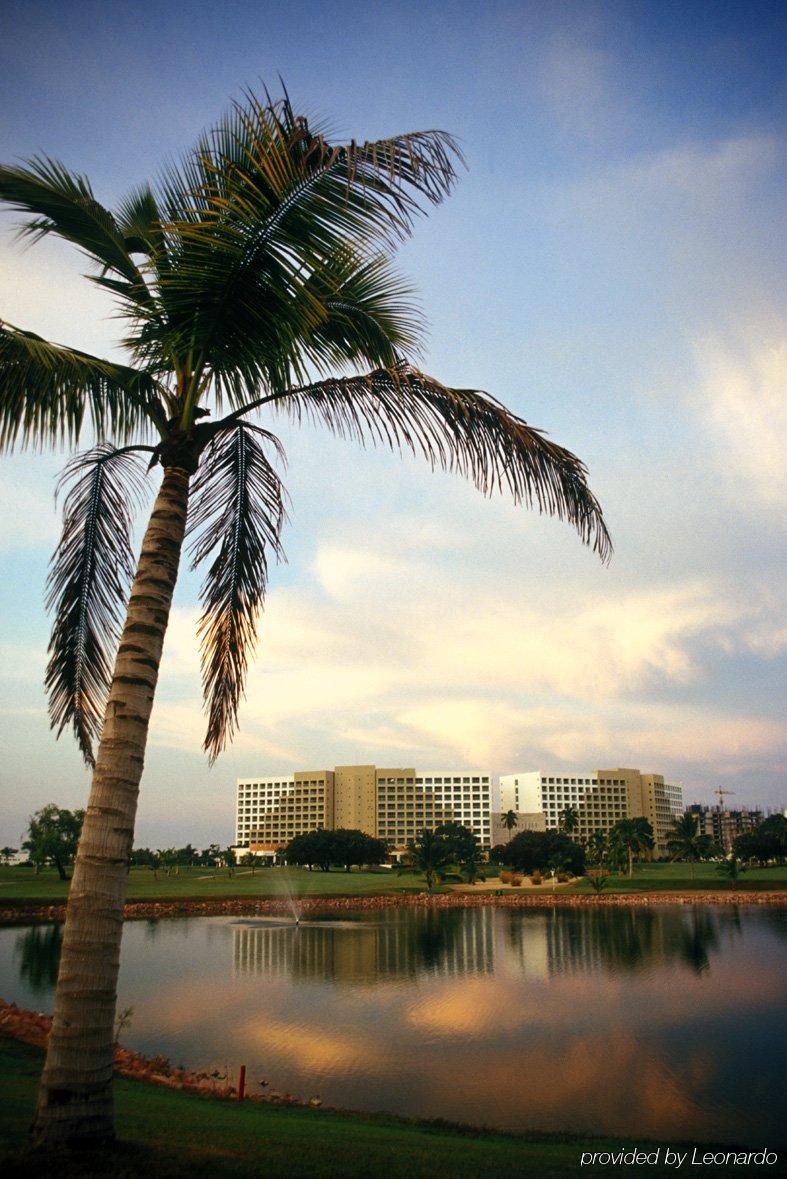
<box><xmin>32</xmin><ymin>466</ymin><xmax>191</xmax><ymax>1147</ymax></box>
<box><xmin>628</xmin><ymin>847</ymin><xmax>634</xmax><ymax>878</ymax></box>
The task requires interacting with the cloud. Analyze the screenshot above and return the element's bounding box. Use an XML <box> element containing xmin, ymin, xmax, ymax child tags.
<box><xmin>145</xmin><ymin>540</ymin><xmax>786</xmax><ymax>784</ymax></box>
<box><xmin>691</xmin><ymin>328</ymin><xmax>787</xmax><ymax>510</ymax></box>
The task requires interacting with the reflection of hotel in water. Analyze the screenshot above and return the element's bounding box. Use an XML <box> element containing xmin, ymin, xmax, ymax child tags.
<box><xmin>233</xmin><ymin>908</ymin><xmax>496</xmax><ymax>981</ymax></box>
<box><xmin>233</xmin><ymin>907</ymin><xmax>729</xmax><ymax>983</ymax></box>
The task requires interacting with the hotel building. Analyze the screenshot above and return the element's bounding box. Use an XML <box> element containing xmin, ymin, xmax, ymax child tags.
<box><xmin>499</xmin><ymin>767</ymin><xmax>683</xmax><ymax>854</ymax></box>
<box><xmin>235</xmin><ymin>764</ymin><xmax>492</xmax><ymax>855</ymax></box>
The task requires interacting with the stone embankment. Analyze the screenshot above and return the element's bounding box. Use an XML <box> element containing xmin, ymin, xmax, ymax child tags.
<box><xmin>1</xmin><ymin>888</ymin><xmax>784</xmax><ymax>926</ymax></box>
<box><xmin>0</xmin><ymin>999</ymin><xmax>313</xmax><ymax>1107</ymax></box>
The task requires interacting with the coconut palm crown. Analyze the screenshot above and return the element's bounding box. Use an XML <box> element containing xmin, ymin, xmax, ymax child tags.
<box><xmin>1</xmin><ymin>87</ymin><xmax>610</xmax><ymax>1145</ymax></box>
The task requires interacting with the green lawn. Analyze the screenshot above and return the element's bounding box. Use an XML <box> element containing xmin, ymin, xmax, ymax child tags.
<box><xmin>567</xmin><ymin>861</ymin><xmax>787</xmax><ymax>893</ymax></box>
<box><xmin>0</xmin><ymin>861</ymin><xmax>784</xmax><ymax>906</ymax></box>
<box><xmin>0</xmin><ymin>864</ymin><xmax>435</xmax><ymax>905</ymax></box>
<box><xmin>0</xmin><ymin>1036</ymin><xmax>749</xmax><ymax>1178</ymax></box>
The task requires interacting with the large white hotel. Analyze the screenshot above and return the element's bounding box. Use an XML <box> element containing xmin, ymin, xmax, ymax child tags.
<box><xmin>234</xmin><ymin>762</ymin><xmax>683</xmax><ymax>857</ymax></box>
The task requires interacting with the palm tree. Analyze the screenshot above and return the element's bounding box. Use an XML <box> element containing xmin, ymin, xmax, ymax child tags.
<box><xmin>666</xmin><ymin>813</ymin><xmax>717</xmax><ymax>881</ymax></box>
<box><xmin>0</xmin><ymin>87</ymin><xmax>610</xmax><ymax>1146</ymax></box>
<box><xmin>587</xmin><ymin>829</ymin><xmax>607</xmax><ymax>866</ymax></box>
<box><xmin>501</xmin><ymin>809</ymin><xmax>519</xmax><ymax>841</ymax></box>
<box><xmin>404</xmin><ymin>829</ymin><xmax>455</xmax><ymax>892</ymax></box>
<box><xmin>608</xmin><ymin>817</ymin><xmax>654</xmax><ymax>878</ymax></box>
<box><xmin>558</xmin><ymin>805</ymin><xmax>579</xmax><ymax>837</ymax></box>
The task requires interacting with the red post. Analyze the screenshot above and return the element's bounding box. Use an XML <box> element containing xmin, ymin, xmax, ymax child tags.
<box><xmin>238</xmin><ymin>1064</ymin><xmax>246</xmax><ymax>1102</ymax></box>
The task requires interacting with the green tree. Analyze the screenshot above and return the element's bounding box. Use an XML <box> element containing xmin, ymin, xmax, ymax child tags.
<box><xmin>462</xmin><ymin>856</ymin><xmax>486</xmax><ymax>885</ymax></box>
<box><xmin>22</xmin><ymin>805</ymin><xmax>84</xmax><ymax>880</ymax></box>
<box><xmin>331</xmin><ymin>829</ymin><xmax>387</xmax><ymax>871</ymax></box>
<box><xmin>504</xmin><ymin>829</ymin><xmax>585</xmax><ymax>876</ymax></box>
<box><xmin>752</xmin><ymin>814</ymin><xmax>787</xmax><ymax>864</ymax></box>
<box><xmin>433</xmin><ymin>821</ymin><xmax>479</xmax><ymax>865</ymax></box>
<box><xmin>403</xmin><ymin>828</ymin><xmax>456</xmax><ymax>891</ymax></box>
<box><xmin>716</xmin><ymin>853</ymin><xmax>743</xmax><ymax>882</ymax></box>
<box><xmin>285</xmin><ymin>829</ymin><xmax>335</xmax><ymax>872</ymax></box>
<box><xmin>587</xmin><ymin>829</ymin><xmax>608</xmax><ymax>866</ymax></box>
<box><xmin>1</xmin><ymin>86</ymin><xmax>609</xmax><ymax>1145</ymax></box>
<box><xmin>501</xmin><ymin>809</ymin><xmax>518</xmax><ymax>840</ymax></box>
<box><xmin>608</xmin><ymin>818</ymin><xmax>654</xmax><ymax>879</ymax></box>
<box><xmin>156</xmin><ymin>847</ymin><xmax>179</xmax><ymax>877</ymax></box>
<box><xmin>558</xmin><ymin>805</ymin><xmax>579</xmax><ymax>837</ymax></box>
<box><xmin>665</xmin><ymin>813</ymin><xmax>717</xmax><ymax>881</ymax></box>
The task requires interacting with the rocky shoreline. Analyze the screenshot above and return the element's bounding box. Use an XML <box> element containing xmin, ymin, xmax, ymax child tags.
<box><xmin>0</xmin><ymin>999</ymin><xmax>314</xmax><ymax>1107</ymax></box>
<box><xmin>1</xmin><ymin>888</ymin><xmax>785</xmax><ymax>926</ymax></box>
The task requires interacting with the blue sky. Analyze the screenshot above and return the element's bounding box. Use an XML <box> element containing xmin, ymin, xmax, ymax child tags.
<box><xmin>1</xmin><ymin>0</ymin><xmax>785</xmax><ymax>846</ymax></box>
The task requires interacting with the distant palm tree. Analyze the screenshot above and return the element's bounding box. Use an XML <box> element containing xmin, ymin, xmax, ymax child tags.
<box><xmin>558</xmin><ymin>805</ymin><xmax>579</xmax><ymax>837</ymax></box>
<box><xmin>0</xmin><ymin>86</ymin><xmax>610</xmax><ymax>1146</ymax></box>
<box><xmin>404</xmin><ymin>829</ymin><xmax>454</xmax><ymax>892</ymax></box>
<box><xmin>462</xmin><ymin>855</ymin><xmax>485</xmax><ymax>885</ymax></box>
<box><xmin>587</xmin><ymin>829</ymin><xmax>607</xmax><ymax>866</ymax></box>
<box><xmin>501</xmin><ymin>809</ymin><xmax>519</xmax><ymax>840</ymax></box>
<box><xmin>666</xmin><ymin>813</ymin><xmax>717</xmax><ymax>881</ymax></box>
<box><xmin>608</xmin><ymin>818</ymin><xmax>654</xmax><ymax>878</ymax></box>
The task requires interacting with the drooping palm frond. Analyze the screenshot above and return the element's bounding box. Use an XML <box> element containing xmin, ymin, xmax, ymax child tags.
<box><xmin>45</xmin><ymin>446</ymin><xmax>150</xmax><ymax>765</ymax></box>
<box><xmin>188</xmin><ymin>423</ymin><xmax>286</xmax><ymax>760</ymax></box>
<box><xmin>0</xmin><ymin>320</ymin><xmax>166</xmax><ymax>450</ymax></box>
<box><xmin>0</xmin><ymin>158</ymin><xmax>153</xmax><ymax>310</ymax></box>
<box><xmin>267</xmin><ymin>364</ymin><xmax>612</xmax><ymax>560</ymax></box>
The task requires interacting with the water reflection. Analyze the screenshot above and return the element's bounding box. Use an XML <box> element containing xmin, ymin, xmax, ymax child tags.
<box><xmin>233</xmin><ymin>907</ymin><xmax>495</xmax><ymax>980</ymax></box>
<box><xmin>231</xmin><ymin>905</ymin><xmax>740</xmax><ymax>983</ymax></box>
<box><xmin>14</xmin><ymin>924</ymin><xmax>62</xmax><ymax>994</ymax></box>
<box><xmin>2</xmin><ymin>905</ymin><xmax>784</xmax><ymax>1147</ymax></box>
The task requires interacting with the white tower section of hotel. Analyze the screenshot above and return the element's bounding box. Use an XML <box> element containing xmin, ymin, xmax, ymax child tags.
<box><xmin>499</xmin><ymin>768</ymin><xmax>683</xmax><ymax>852</ymax></box>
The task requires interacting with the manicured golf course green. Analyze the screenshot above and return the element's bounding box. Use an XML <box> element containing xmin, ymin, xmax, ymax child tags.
<box><xmin>0</xmin><ymin>861</ymin><xmax>784</xmax><ymax>906</ymax></box>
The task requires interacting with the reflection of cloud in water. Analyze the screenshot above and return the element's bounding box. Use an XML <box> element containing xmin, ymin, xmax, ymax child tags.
<box><xmin>4</xmin><ymin>906</ymin><xmax>782</xmax><ymax>1146</ymax></box>
<box><xmin>239</xmin><ymin>1017</ymin><xmax>390</xmax><ymax>1075</ymax></box>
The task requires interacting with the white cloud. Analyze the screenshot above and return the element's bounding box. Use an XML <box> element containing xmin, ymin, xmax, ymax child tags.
<box><xmin>144</xmin><ymin>539</ymin><xmax>785</xmax><ymax>782</ymax></box>
<box><xmin>691</xmin><ymin>328</ymin><xmax>787</xmax><ymax>510</ymax></box>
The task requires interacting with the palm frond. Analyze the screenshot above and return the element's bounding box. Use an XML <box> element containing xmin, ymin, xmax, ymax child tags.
<box><xmin>150</xmin><ymin>86</ymin><xmax>461</xmax><ymax>410</ymax></box>
<box><xmin>0</xmin><ymin>158</ymin><xmax>153</xmax><ymax>309</ymax></box>
<box><xmin>0</xmin><ymin>319</ymin><xmax>166</xmax><ymax>450</ymax></box>
<box><xmin>0</xmin><ymin>319</ymin><xmax>165</xmax><ymax>450</ymax></box>
<box><xmin>209</xmin><ymin>247</ymin><xmax>420</xmax><ymax>410</ymax></box>
<box><xmin>188</xmin><ymin>423</ymin><xmax>286</xmax><ymax>760</ymax></box>
<box><xmin>45</xmin><ymin>446</ymin><xmax>149</xmax><ymax>765</ymax></box>
<box><xmin>273</xmin><ymin>364</ymin><xmax>612</xmax><ymax>560</ymax></box>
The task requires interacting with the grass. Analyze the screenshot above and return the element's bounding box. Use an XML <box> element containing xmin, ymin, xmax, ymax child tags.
<box><xmin>567</xmin><ymin>861</ymin><xmax>787</xmax><ymax>894</ymax></box>
<box><xmin>0</xmin><ymin>1035</ymin><xmax>749</xmax><ymax>1178</ymax></box>
<box><xmin>0</xmin><ymin>861</ymin><xmax>784</xmax><ymax>907</ymax></box>
<box><xmin>0</xmin><ymin>865</ymin><xmax>433</xmax><ymax>905</ymax></box>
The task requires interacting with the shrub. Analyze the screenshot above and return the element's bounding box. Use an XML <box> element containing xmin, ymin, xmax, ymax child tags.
<box><xmin>557</xmin><ymin>871</ymin><xmax>570</xmax><ymax>882</ymax></box>
<box><xmin>530</xmin><ymin>870</ymin><xmax>542</xmax><ymax>885</ymax></box>
<box><xmin>510</xmin><ymin>874</ymin><xmax>523</xmax><ymax>887</ymax></box>
<box><xmin>500</xmin><ymin>870</ymin><xmax>513</xmax><ymax>883</ymax></box>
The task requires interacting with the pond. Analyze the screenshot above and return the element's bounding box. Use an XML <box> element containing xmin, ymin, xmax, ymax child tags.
<box><xmin>1</xmin><ymin>904</ymin><xmax>785</xmax><ymax>1146</ymax></box>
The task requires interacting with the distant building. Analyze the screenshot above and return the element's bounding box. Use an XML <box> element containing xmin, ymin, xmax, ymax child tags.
<box><xmin>490</xmin><ymin>810</ymin><xmax>546</xmax><ymax>846</ymax></box>
<box><xmin>234</xmin><ymin>764</ymin><xmax>492</xmax><ymax>856</ymax></box>
<box><xmin>687</xmin><ymin>804</ymin><xmax>764</xmax><ymax>853</ymax></box>
<box><xmin>499</xmin><ymin>767</ymin><xmax>683</xmax><ymax>854</ymax></box>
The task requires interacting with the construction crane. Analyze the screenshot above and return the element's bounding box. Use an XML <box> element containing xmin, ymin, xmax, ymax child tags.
<box><xmin>715</xmin><ymin>787</ymin><xmax>736</xmax><ymax>811</ymax></box>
